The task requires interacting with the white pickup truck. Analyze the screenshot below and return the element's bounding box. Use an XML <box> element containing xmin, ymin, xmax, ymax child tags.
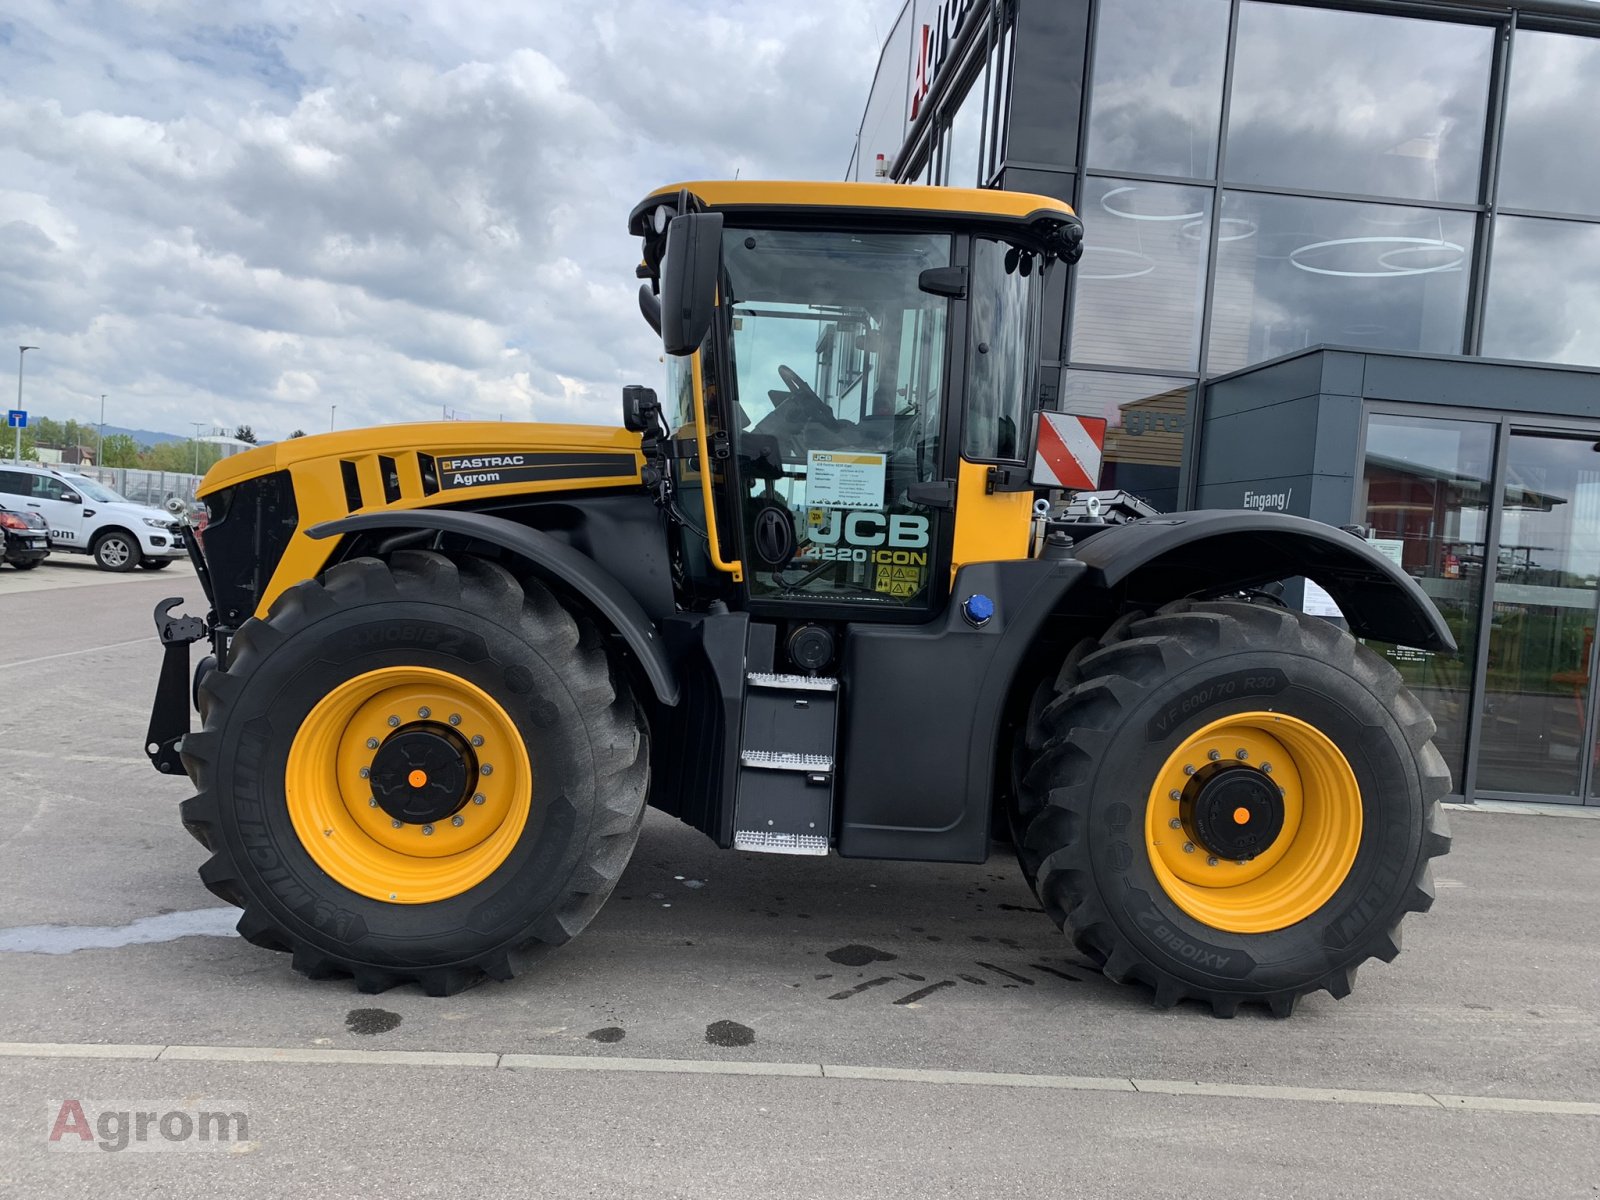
<box><xmin>0</xmin><ymin>463</ymin><xmax>187</xmax><ymax>571</ymax></box>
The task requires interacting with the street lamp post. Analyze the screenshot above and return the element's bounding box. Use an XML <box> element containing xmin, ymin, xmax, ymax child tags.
<box><xmin>191</xmin><ymin>421</ymin><xmax>207</xmax><ymax>476</ymax></box>
<box><xmin>98</xmin><ymin>393</ymin><xmax>106</xmax><ymax>466</ymax></box>
<box><xmin>330</xmin><ymin>404</ymin><xmax>337</xmax><ymax>432</ymax></box>
<box><xmin>14</xmin><ymin>345</ymin><xmax>37</xmax><ymax>464</ymax></box>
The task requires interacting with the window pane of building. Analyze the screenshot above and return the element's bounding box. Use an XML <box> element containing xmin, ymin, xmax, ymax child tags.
<box><xmin>1477</xmin><ymin>433</ymin><xmax>1600</xmax><ymax>798</ymax></box>
<box><xmin>1061</xmin><ymin>371</ymin><xmax>1192</xmax><ymax>511</ymax></box>
<box><xmin>944</xmin><ymin>75</ymin><xmax>984</xmax><ymax>188</ymax></box>
<box><xmin>1085</xmin><ymin>0</ymin><xmax>1229</xmax><ymax>179</ymax></box>
<box><xmin>1498</xmin><ymin>31</ymin><xmax>1600</xmax><ymax>217</ymax></box>
<box><xmin>1207</xmin><ymin>192</ymin><xmax>1474</xmax><ymax>374</ymax></box>
<box><xmin>1070</xmin><ymin>178</ymin><xmax>1211</xmax><ymax>372</ymax></box>
<box><xmin>1360</xmin><ymin>413</ymin><xmax>1496</xmax><ymax>788</ymax></box>
<box><xmin>1226</xmin><ymin>3</ymin><xmax>1493</xmax><ymax>203</ymax></box>
<box><xmin>1482</xmin><ymin>215</ymin><xmax>1600</xmax><ymax>367</ymax></box>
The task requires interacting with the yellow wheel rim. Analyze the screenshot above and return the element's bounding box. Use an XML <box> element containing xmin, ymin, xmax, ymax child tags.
<box><xmin>1144</xmin><ymin>711</ymin><xmax>1361</xmax><ymax>934</ymax></box>
<box><xmin>285</xmin><ymin>666</ymin><xmax>532</xmax><ymax>904</ymax></box>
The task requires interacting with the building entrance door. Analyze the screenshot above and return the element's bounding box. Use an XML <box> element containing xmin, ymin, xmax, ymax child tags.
<box><xmin>1475</xmin><ymin>431</ymin><xmax>1600</xmax><ymax>803</ymax></box>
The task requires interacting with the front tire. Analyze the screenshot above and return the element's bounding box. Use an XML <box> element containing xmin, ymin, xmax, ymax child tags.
<box><xmin>1013</xmin><ymin>600</ymin><xmax>1450</xmax><ymax>1016</ymax></box>
<box><xmin>91</xmin><ymin>530</ymin><xmax>139</xmax><ymax>572</ymax></box>
<box><xmin>139</xmin><ymin>557</ymin><xmax>174</xmax><ymax>570</ymax></box>
<box><xmin>180</xmin><ymin>551</ymin><xmax>649</xmax><ymax>995</ymax></box>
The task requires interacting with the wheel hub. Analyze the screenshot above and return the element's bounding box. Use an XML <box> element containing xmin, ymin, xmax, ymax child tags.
<box><xmin>370</xmin><ymin>724</ymin><xmax>477</xmax><ymax>825</ymax></box>
<box><xmin>1180</xmin><ymin>763</ymin><xmax>1285</xmax><ymax>861</ymax></box>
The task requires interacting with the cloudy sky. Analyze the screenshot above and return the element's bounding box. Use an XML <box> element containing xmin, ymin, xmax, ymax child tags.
<box><xmin>0</xmin><ymin>0</ymin><xmax>901</xmax><ymax>440</ymax></box>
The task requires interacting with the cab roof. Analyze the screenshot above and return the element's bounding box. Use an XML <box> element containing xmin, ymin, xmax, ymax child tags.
<box><xmin>628</xmin><ymin>180</ymin><xmax>1079</xmax><ymax>240</ymax></box>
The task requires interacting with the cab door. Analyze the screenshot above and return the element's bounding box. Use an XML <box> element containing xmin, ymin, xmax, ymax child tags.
<box><xmin>717</xmin><ymin>227</ymin><xmax>959</xmax><ymax>619</ymax></box>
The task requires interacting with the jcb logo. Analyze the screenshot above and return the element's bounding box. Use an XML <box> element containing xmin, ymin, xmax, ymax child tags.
<box><xmin>810</xmin><ymin>512</ymin><xmax>929</xmax><ymax>549</ymax></box>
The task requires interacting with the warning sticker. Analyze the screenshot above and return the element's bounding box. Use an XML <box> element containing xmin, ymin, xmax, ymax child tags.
<box><xmin>806</xmin><ymin>451</ymin><xmax>886</xmax><ymax>510</ymax></box>
<box><xmin>874</xmin><ymin>562</ymin><xmax>924</xmax><ymax>597</ymax></box>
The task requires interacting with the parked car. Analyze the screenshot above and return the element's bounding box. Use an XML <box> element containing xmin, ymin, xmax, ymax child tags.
<box><xmin>0</xmin><ymin>505</ymin><xmax>50</xmax><ymax>569</ymax></box>
<box><xmin>0</xmin><ymin>464</ymin><xmax>186</xmax><ymax>572</ymax></box>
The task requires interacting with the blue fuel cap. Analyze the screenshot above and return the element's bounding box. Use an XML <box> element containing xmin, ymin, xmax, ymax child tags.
<box><xmin>962</xmin><ymin>593</ymin><xmax>995</xmax><ymax>627</ymax></box>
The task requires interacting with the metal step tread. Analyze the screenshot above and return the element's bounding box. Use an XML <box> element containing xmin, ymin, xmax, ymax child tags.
<box><xmin>740</xmin><ymin>750</ymin><xmax>834</xmax><ymax>772</ymax></box>
<box><xmin>746</xmin><ymin>672</ymin><xmax>839</xmax><ymax>693</ymax></box>
<box><xmin>734</xmin><ymin>830</ymin><xmax>829</xmax><ymax>856</ymax></box>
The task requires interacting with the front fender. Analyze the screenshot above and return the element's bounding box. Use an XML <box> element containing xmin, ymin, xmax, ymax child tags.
<box><xmin>1069</xmin><ymin>510</ymin><xmax>1455</xmax><ymax>652</ymax></box>
<box><xmin>307</xmin><ymin>510</ymin><xmax>678</xmax><ymax>705</ymax></box>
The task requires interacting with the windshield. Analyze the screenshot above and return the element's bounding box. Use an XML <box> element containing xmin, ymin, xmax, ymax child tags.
<box><xmin>720</xmin><ymin>228</ymin><xmax>951</xmax><ymax>608</ymax></box>
<box><xmin>63</xmin><ymin>475</ymin><xmax>127</xmax><ymax>504</ymax></box>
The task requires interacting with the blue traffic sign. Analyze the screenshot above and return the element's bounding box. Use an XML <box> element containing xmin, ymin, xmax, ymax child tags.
<box><xmin>6</xmin><ymin>410</ymin><xmax>25</xmax><ymax>429</ymax></box>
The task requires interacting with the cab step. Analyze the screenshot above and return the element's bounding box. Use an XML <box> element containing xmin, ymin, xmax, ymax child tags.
<box><xmin>733</xmin><ymin>673</ymin><xmax>839</xmax><ymax>855</ymax></box>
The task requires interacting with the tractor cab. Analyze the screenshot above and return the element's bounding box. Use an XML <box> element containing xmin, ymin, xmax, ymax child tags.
<box><xmin>627</xmin><ymin>182</ymin><xmax>1084</xmax><ymax>624</ymax></box>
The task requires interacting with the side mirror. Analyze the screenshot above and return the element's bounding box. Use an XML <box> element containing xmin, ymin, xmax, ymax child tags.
<box><xmin>622</xmin><ymin>385</ymin><xmax>661</xmax><ymax>434</ymax></box>
<box><xmin>660</xmin><ymin>212</ymin><xmax>724</xmax><ymax>356</ymax></box>
<box><xmin>61</xmin><ymin>491</ymin><xmax>81</xmax><ymax>505</ymax></box>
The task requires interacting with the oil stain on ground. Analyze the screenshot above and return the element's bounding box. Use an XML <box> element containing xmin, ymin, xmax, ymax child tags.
<box><xmin>345</xmin><ymin>1008</ymin><xmax>402</xmax><ymax>1035</ymax></box>
<box><xmin>825</xmin><ymin>944</ymin><xmax>897</xmax><ymax>967</ymax></box>
<box><xmin>705</xmin><ymin>1020</ymin><xmax>755</xmax><ymax>1048</ymax></box>
<box><xmin>587</xmin><ymin>1027</ymin><xmax>626</xmax><ymax>1044</ymax></box>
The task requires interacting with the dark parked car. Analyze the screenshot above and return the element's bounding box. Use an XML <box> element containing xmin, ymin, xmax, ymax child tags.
<box><xmin>0</xmin><ymin>505</ymin><xmax>50</xmax><ymax>569</ymax></box>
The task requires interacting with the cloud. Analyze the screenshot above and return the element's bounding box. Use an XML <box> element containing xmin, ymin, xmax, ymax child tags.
<box><xmin>0</xmin><ymin>0</ymin><xmax>902</xmax><ymax>439</ymax></box>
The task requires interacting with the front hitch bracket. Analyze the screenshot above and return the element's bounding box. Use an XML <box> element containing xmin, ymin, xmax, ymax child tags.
<box><xmin>146</xmin><ymin>597</ymin><xmax>207</xmax><ymax>775</ymax></box>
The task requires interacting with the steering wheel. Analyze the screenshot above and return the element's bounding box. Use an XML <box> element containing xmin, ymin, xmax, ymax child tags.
<box><xmin>777</xmin><ymin>363</ymin><xmax>826</xmax><ymax>409</ymax></box>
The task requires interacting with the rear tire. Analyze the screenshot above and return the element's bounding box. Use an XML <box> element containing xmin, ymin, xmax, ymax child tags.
<box><xmin>9</xmin><ymin>559</ymin><xmax>42</xmax><ymax>570</ymax></box>
<box><xmin>180</xmin><ymin>551</ymin><xmax>649</xmax><ymax>995</ymax></box>
<box><xmin>91</xmin><ymin>530</ymin><xmax>139</xmax><ymax>572</ymax></box>
<box><xmin>1013</xmin><ymin>600</ymin><xmax>1450</xmax><ymax>1016</ymax></box>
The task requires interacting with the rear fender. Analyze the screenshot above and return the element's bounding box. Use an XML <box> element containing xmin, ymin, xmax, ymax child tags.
<box><xmin>306</xmin><ymin>510</ymin><xmax>678</xmax><ymax>705</ymax></box>
<box><xmin>1067</xmin><ymin>510</ymin><xmax>1454</xmax><ymax>651</ymax></box>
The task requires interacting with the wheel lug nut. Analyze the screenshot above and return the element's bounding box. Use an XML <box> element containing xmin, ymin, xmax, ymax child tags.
<box><xmin>1182</xmin><ymin>842</ymin><xmax>1195</xmax><ymax>854</ymax></box>
<box><xmin>368</xmin><ymin>797</ymin><xmax>378</xmax><ymax>808</ymax></box>
<box><xmin>422</xmin><ymin>824</ymin><xmax>434</xmax><ymax>836</ymax></box>
<box><xmin>1168</xmin><ymin>789</ymin><xmax>1181</xmax><ymax>801</ymax></box>
<box><xmin>418</xmin><ymin>706</ymin><xmax>431</xmax><ymax>719</ymax></box>
<box><xmin>448</xmin><ymin>714</ymin><xmax>462</xmax><ymax>726</ymax></box>
<box><xmin>480</xmin><ymin>764</ymin><xmax>493</xmax><ymax>776</ymax></box>
<box><xmin>1206</xmin><ymin>856</ymin><xmax>1219</xmax><ymax>866</ymax></box>
<box><xmin>1183</xmin><ymin>764</ymin><xmax>1196</xmax><ymax>776</ymax></box>
<box><xmin>473</xmin><ymin>793</ymin><xmax>486</xmax><ymax>805</ymax></box>
<box><xmin>359</xmin><ymin>767</ymin><xmax>370</xmax><ymax>779</ymax></box>
<box><xmin>452</xmin><ymin>815</ymin><xmax>464</xmax><ymax>827</ymax></box>
<box><xmin>471</xmin><ymin>734</ymin><xmax>484</xmax><ymax>748</ymax></box>
<box><xmin>391</xmin><ymin>819</ymin><xmax>403</xmax><ymax>829</ymax></box>
<box><xmin>1207</xmin><ymin>749</ymin><xmax>1221</xmax><ymax>762</ymax></box>
<box><xmin>366</xmin><ymin>737</ymin><xmax>379</xmax><ymax>750</ymax></box>
<box><xmin>1235</xmin><ymin>748</ymin><xmax>1248</xmax><ymax>760</ymax></box>
<box><xmin>1261</xmin><ymin>762</ymin><xmax>1273</xmax><ymax>774</ymax></box>
<box><xmin>387</xmin><ymin>715</ymin><xmax>400</xmax><ymax>728</ymax></box>
<box><xmin>1168</xmin><ymin>818</ymin><xmax>1182</xmax><ymax>830</ymax></box>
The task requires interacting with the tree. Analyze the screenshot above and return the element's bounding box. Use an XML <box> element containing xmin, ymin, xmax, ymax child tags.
<box><xmin>140</xmin><ymin>439</ymin><xmax>224</xmax><ymax>475</ymax></box>
<box><xmin>233</xmin><ymin>425</ymin><xmax>258</xmax><ymax>444</ymax></box>
<box><xmin>288</xmin><ymin>429</ymin><xmax>307</xmax><ymax>439</ymax></box>
<box><xmin>99</xmin><ymin>433</ymin><xmax>141</xmax><ymax>467</ymax></box>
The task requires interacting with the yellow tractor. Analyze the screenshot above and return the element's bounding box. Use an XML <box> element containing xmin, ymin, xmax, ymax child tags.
<box><xmin>146</xmin><ymin>181</ymin><xmax>1451</xmax><ymax>1014</ymax></box>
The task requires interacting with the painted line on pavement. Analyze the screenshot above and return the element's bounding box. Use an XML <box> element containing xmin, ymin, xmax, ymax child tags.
<box><xmin>0</xmin><ymin>1041</ymin><xmax>1596</xmax><ymax>1116</ymax></box>
<box><xmin>0</xmin><ymin>636</ymin><xmax>156</xmax><ymax>669</ymax></box>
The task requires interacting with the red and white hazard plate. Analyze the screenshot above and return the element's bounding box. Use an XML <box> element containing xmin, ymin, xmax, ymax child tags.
<box><xmin>1032</xmin><ymin>412</ymin><xmax>1106</xmax><ymax>490</ymax></box>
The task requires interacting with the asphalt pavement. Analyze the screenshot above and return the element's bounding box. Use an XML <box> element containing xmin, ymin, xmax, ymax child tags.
<box><xmin>0</xmin><ymin>560</ymin><xmax>1596</xmax><ymax>1198</ymax></box>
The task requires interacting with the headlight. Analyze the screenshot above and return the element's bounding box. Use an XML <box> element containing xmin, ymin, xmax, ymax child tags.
<box><xmin>142</xmin><ymin>517</ymin><xmax>168</xmax><ymax>528</ymax></box>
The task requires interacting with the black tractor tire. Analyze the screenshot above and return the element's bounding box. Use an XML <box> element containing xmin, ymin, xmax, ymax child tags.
<box><xmin>1013</xmin><ymin>599</ymin><xmax>1450</xmax><ymax>1017</ymax></box>
<box><xmin>180</xmin><ymin>550</ymin><xmax>649</xmax><ymax>996</ymax></box>
<box><xmin>139</xmin><ymin>557</ymin><xmax>174</xmax><ymax>570</ymax></box>
<box><xmin>9</xmin><ymin>559</ymin><xmax>42</xmax><ymax>570</ymax></box>
<box><xmin>91</xmin><ymin>529</ymin><xmax>140</xmax><ymax>572</ymax></box>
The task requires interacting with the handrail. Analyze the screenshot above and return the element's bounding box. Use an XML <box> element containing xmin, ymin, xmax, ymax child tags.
<box><xmin>688</xmin><ymin>351</ymin><xmax>744</xmax><ymax>582</ymax></box>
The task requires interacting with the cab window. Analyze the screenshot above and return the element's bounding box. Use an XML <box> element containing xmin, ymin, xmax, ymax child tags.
<box><xmin>963</xmin><ymin>238</ymin><xmax>1039</xmax><ymax>462</ymax></box>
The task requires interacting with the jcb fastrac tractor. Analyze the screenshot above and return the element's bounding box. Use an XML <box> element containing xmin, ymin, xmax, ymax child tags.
<box><xmin>146</xmin><ymin>182</ymin><xmax>1452</xmax><ymax>1014</ymax></box>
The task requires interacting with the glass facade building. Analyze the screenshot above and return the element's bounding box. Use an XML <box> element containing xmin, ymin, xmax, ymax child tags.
<box><xmin>850</xmin><ymin>0</ymin><xmax>1600</xmax><ymax>805</ymax></box>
